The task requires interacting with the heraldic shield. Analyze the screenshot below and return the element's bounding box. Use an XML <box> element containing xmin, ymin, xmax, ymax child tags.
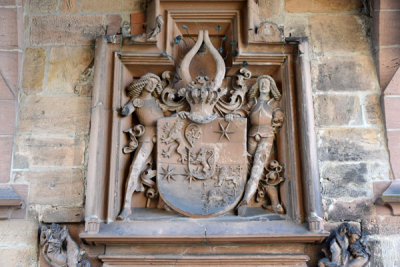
<box><xmin>157</xmin><ymin>116</ymin><xmax>247</xmax><ymax>217</ymax></box>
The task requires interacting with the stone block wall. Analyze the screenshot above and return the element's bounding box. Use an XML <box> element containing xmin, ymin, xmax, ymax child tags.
<box><xmin>0</xmin><ymin>0</ymin><xmax>398</xmax><ymax>266</ymax></box>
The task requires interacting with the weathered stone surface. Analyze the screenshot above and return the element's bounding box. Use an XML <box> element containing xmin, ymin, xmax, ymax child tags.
<box><xmin>0</xmin><ymin>220</ymin><xmax>38</xmax><ymax>247</ymax></box>
<box><xmin>14</xmin><ymin>169</ymin><xmax>84</xmax><ymax>206</ymax></box>
<box><xmin>320</xmin><ymin>162</ymin><xmax>370</xmax><ymax>198</ymax></box>
<box><xmin>326</xmin><ymin>199</ymin><xmax>372</xmax><ymax>221</ymax></box>
<box><xmin>0</xmin><ymin>75</ymin><xmax>14</xmax><ymax>100</ymax></box>
<box><xmin>368</xmin><ymin>236</ymin><xmax>400</xmax><ymax>267</ymax></box>
<box><xmin>30</xmin><ymin>15</ymin><xmax>105</xmax><ymax>45</ymax></box>
<box><xmin>0</xmin><ymin>8</ymin><xmax>17</xmax><ymax>49</ymax></box>
<box><xmin>107</xmin><ymin>14</ymin><xmax>122</xmax><ymax>35</ymax></box>
<box><xmin>365</xmin><ymin>94</ymin><xmax>383</xmax><ymax>125</ymax></box>
<box><xmin>313</xmin><ymin>55</ymin><xmax>380</xmax><ymax>92</ymax></box>
<box><xmin>29</xmin><ymin>0</ymin><xmax>57</xmax><ymax>13</ymax></box>
<box><xmin>123</xmin><ymin>0</ymin><xmax>145</xmax><ymax>13</ymax></box>
<box><xmin>0</xmin><ymin>52</ymin><xmax>18</xmax><ymax>94</ymax></box>
<box><xmin>314</xmin><ymin>95</ymin><xmax>362</xmax><ymax>126</ymax></box>
<box><xmin>81</xmin><ymin>0</ymin><xmax>122</xmax><ymax>12</ymax></box>
<box><xmin>0</xmin><ymin>136</ymin><xmax>13</xmax><ymax>183</ymax></box>
<box><xmin>13</xmin><ymin>134</ymin><xmax>85</xmax><ymax>168</ymax></box>
<box><xmin>363</xmin><ymin>216</ymin><xmax>400</xmax><ymax>235</ymax></box>
<box><xmin>10</xmin><ymin>184</ymin><xmax>29</xmax><ymax>219</ymax></box>
<box><xmin>374</xmin><ymin>11</ymin><xmax>400</xmax><ymax>46</ymax></box>
<box><xmin>317</xmin><ymin>128</ymin><xmax>388</xmax><ymax>162</ymax></box>
<box><xmin>387</xmin><ymin>131</ymin><xmax>400</xmax><ymax>178</ymax></box>
<box><xmin>61</xmin><ymin>0</ymin><xmax>78</xmax><ymax>13</ymax></box>
<box><xmin>367</xmin><ymin>161</ymin><xmax>391</xmax><ymax>181</ymax></box>
<box><xmin>384</xmin><ymin>96</ymin><xmax>400</xmax><ymax>129</ymax></box>
<box><xmin>284</xmin><ymin>15</ymin><xmax>309</xmax><ymax>38</ymax></box>
<box><xmin>285</xmin><ymin>0</ymin><xmax>362</xmax><ymax>13</ymax></box>
<box><xmin>0</xmin><ymin>100</ymin><xmax>15</xmax><ymax>135</ymax></box>
<box><xmin>22</xmin><ymin>48</ymin><xmax>46</xmax><ymax>94</ymax></box>
<box><xmin>376</xmin><ymin>47</ymin><xmax>400</xmax><ymax>89</ymax></box>
<box><xmin>259</xmin><ymin>0</ymin><xmax>281</xmax><ymax>19</ymax></box>
<box><xmin>376</xmin><ymin>0</ymin><xmax>400</xmax><ymax>10</ymax></box>
<box><xmin>46</xmin><ymin>46</ymin><xmax>94</xmax><ymax>94</ymax></box>
<box><xmin>18</xmin><ymin>96</ymin><xmax>91</xmax><ymax>133</ymax></box>
<box><xmin>384</xmin><ymin>67</ymin><xmax>400</xmax><ymax>95</ymax></box>
<box><xmin>41</xmin><ymin>206</ymin><xmax>84</xmax><ymax>223</ymax></box>
<box><xmin>310</xmin><ymin>15</ymin><xmax>369</xmax><ymax>54</ymax></box>
<box><xmin>0</xmin><ymin>248</ymin><xmax>37</xmax><ymax>267</ymax></box>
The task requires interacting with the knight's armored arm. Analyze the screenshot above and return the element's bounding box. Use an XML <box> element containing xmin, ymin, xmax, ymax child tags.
<box><xmin>121</xmin><ymin>100</ymin><xmax>135</xmax><ymax>116</ymax></box>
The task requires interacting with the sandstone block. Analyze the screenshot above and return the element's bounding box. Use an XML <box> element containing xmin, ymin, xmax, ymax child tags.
<box><xmin>376</xmin><ymin>0</ymin><xmax>400</xmax><ymax>9</ymax></box>
<box><xmin>22</xmin><ymin>48</ymin><xmax>46</xmax><ymax>94</ymax></box>
<box><xmin>0</xmin><ymin>0</ymin><xmax>16</xmax><ymax>5</ymax></box>
<box><xmin>285</xmin><ymin>0</ymin><xmax>362</xmax><ymax>13</ymax></box>
<box><xmin>123</xmin><ymin>0</ymin><xmax>145</xmax><ymax>13</ymax></box>
<box><xmin>376</xmin><ymin>47</ymin><xmax>400</xmax><ymax>89</ymax></box>
<box><xmin>363</xmin><ymin>216</ymin><xmax>400</xmax><ymax>235</ymax></box>
<box><xmin>365</xmin><ymin>94</ymin><xmax>383</xmax><ymax>126</ymax></box>
<box><xmin>259</xmin><ymin>0</ymin><xmax>281</xmax><ymax>19</ymax></box>
<box><xmin>383</xmin><ymin>96</ymin><xmax>400</xmax><ymax>129</ymax></box>
<box><xmin>0</xmin><ymin>220</ymin><xmax>38</xmax><ymax>247</ymax></box>
<box><xmin>107</xmin><ymin>14</ymin><xmax>122</xmax><ymax>35</ymax></box>
<box><xmin>0</xmin><ymin>52</ymin><xmax>18</xmax><ymax>94</ymax></box>
<box><xmin>14</xmin><ymin>169</ymin><xmax>84</xmax><ymax>206</ymax></box>
<box><xmin>29</xmin><ymin>0</ymin><xmax>57</xmax><ymax>13</ymax></box>
<box><xmin>81</xmin><ymin>0</ymin><xmax>122</xmax><ymax>12</ymax></box>
<box><xmin>30</xmin><ymin>15</ymin><xmax>105</xmax><ymax>45</ymax></box>
<box><xmin>13</xmin><ymin>134</ymin><xmax>85</xmax><ymax>168</ymax></box>
<box><xmin>375</xmin><ymin>11</ymin><xmax>400</xmax><ymax>47</ymax></box>
<box><xmin>284</xmin><ymin>15</ymin><xmax>309</xmax><ymax>38</ymax></box>
<box><xmin>0</xmin><ymin>100</ymin><xmax>15</xmax><ymax>135</ymax></box>
<box><xmin>0</xmin><ymin>136</ymin><xmax>13</xmax><ymax>183</ymax></box>
<box><xmin>18</xmin><ymin>96</ymin><xmax>91</xmax><ymax>133</ymax></box>
<box><xmin>320</xmin><ymin>162</ymin><xmax>370</xmax><ymax>199</ymax></box>
<box><xmin>310</xmin><ymin>15</ymin><xmax>369</xmax><ymax>54</ymax></box>
<box><xmin>46</xmin><ymin>46</ymin><xmax>94</xmax><ymax>95</ymax></box>
<box><xmin>0</xmin><ymin>248</ymin><xmax>37</xmax><ymax>267</ymax></box>
<box><xmin>317</xmin><ymin>128</ymin><xmax>388</xmax><ymax>162</ymax></box>
<box><xmin>387</xmin><ymin>131</ymin><xmax>400</xmax><ymax>178</ymax></box>
<box><xmin>0</xmin><ymin>8</ymin><xmax>18</xmax><ymax>49</ymax></box>
<box><xmin>0</xmin><ymin>75</ymin><xmax>15</xmax><ymax>100</ymax></box>
<box><xmin>384</xmin><ymin>68</ymin><xmax>400</xmax><ymax>95</ymax></box>
<box><xmin>326</xmin><ymin>199</ymin><xmax>372</xmax><ymax>221</ymax></box>
<box><xmin>10</xmin><ymin>184</ymin><xmax>28</xmax><ymax>219</ymax></box>
<box><xmin>314</xmin><ymin>95</ymin><xmax>362</xmax><ymax>126</ymax></box>
<box><xmin>368</xmin><ymin>236</ymin><xmax>400</xmax><ymax>267</ymax></box>
<box><xmin>61</xmin><ymin>0</ymin><xmax>78</xmax><ymax>13</ymax></box>
<box><xmin>313</xmin><ymin>55</ymin><xmax>379</xmax><ymax>92</ymax></box>
<box><xmin>41</xmin><ymin>206</ymin><xmax>84</xmax><ymax>223</ymax></box>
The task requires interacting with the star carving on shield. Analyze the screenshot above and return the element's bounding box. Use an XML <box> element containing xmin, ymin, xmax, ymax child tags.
<box><xmin>214</xmin><ymin>122</ymin><xmax>235</xmax><ymax>141</ymax></box>
<box><xmin>160</xmin><ymin>165</ymin><xmax>175</xmax><ymax>182</ymax></box>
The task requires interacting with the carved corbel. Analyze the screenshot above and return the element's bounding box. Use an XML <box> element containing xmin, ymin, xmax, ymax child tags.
<box><xmin>375</xmin><ymin>180</ymin><xmax>400</xmax><ymax>216</ymax></box>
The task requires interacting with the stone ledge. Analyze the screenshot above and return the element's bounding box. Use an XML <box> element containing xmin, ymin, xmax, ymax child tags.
<box><xmin>0</xmin><ymin>186</ymin><xmax>22</xmax><ymax>219</ymax></box>
<box><xmin>379</xmin><ymin>181</ymin><xmax>400</xmax><ymax>215</ymax></box>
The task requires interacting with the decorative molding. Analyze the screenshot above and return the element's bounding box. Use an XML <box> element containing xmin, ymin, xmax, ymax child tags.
<box><xmin>0</xmin><ymin>186</ymin><xmax>23</xmax><ymax>220</ymax></box>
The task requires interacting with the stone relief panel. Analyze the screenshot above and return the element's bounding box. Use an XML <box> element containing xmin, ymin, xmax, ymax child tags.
<box><xmin>116</xmin><ymin>30</ymin><xmax>286</xmax><ymax>220</ymax></box>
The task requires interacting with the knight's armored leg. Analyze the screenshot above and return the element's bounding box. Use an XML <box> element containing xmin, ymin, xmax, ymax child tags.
<box><xmin>237</xmin><ymin>137</ymin><xmax>273</xmax><ymax>216</ymax></box>
<box><xmin>264</xmin><ymin>185</ymin><xmax>284</xmax><ymax>214</ymax></box>
<box><xmin>118</xmin><ymin>141</ymin><xmax>153</xmax><ymax>220</ymax></box>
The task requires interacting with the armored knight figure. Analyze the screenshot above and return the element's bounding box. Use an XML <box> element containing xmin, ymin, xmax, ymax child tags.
<box><xmin>237</xmin><ymin>75</ymin><xmax>284</xmax><ymax>216</ymax></box>
<box><xmin>118</xmin><ymin>73</ymin><xmax>164</xmax><ymax>220</ymax></box>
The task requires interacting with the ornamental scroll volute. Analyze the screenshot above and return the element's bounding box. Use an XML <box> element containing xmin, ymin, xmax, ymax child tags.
<box><xmin>117</xmin><ymin>30</ymin><xmax>285</xmax><ymax>220</ymax></box>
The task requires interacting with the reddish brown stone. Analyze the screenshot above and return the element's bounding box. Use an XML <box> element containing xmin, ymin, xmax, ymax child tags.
<box><xmin>387</xmin><ymin>131</ymin><xmax>400</xmax><ymax>178</ymax></box>
<box><xmin>131</xmin><ymin>13</ymin><xmax>146</xmax><ymax>35</ymax></box>
<box><xmin>30</xmin><ymin>16</ymin><xmax>105</xmax><ymax>45</ymax></box>
<box><xmin>384</xmin><ymin>97</ymin><xmax>400</xmax><ymax>129</ymax></box>
<box><xmin>0</xmin><ymin>0</ymin><xmax>16</xmax><ymax>5</ymax></box>
<box><xmin>0</xmin><ymin>8</ymin><xmax>17</xmax><ymax>49</ymax></box>
<box><xmin>375</xmin><ymin>11</ymin><xmax>400</xmax><ymax>46</ymax></box>
<box><xmin>0</xmin><ymin>75</ymin><xmax>14</xmax><ymax>100</ymax></box>
<box><xmin>285</xmin><ymin>0</ymin><xmax>362</xmax><ymax>13</ymax></box>
<box><xmin>375</xmin><ymin>0</ymin><xmax>400</xmax><ymax>10</ymax></box>
<box><xmin>376</xmin><ymin>47</ymin><xmax>400</xmax><ymax>89</ymax></box>
<box><xmin>0</xmin><ymin>52</ymin><xmax>19</xmax><ymax>94</ymax></box>
<box><xmin>107</xmin><ymin>15</ymin><xmax>122</xmax><ymax>35</ymax></box>
<box><xmin>310</xmin><ymin>15</ymin><xmax>369</xmax><ymax>54</ymax></box>
<box><xmin>0</xmin><ymin>136</ymin><xmax>13</xmax><ymax>183</ymax></box>
<box><xmin>384</xmin><ymin>67</ymin><xmax>400</xmax><ymax>95</ymax></box>
<box><xmin>0</xmin><ymin>100</ymin><xmax>15</xmax><ymax>135</ymax></box>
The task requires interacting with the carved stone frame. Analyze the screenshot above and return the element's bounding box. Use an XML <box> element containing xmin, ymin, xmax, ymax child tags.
<box><xmin>80</xmin><ymin>0</ymin><xmax>327</xmax><ymax>252</ymax></box>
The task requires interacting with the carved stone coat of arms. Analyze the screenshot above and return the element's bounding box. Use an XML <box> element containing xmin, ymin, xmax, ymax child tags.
<box><xmin>117</xmin><ymin>30</ymin><xmax>285</xmax><ymax>220</ymax></box>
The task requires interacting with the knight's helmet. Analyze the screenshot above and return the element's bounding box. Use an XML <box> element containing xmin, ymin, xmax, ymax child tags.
<box><xmin>177</xmin><ymin>30</ymin><xmax>227</xmax><ymax>123</ymax></box>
